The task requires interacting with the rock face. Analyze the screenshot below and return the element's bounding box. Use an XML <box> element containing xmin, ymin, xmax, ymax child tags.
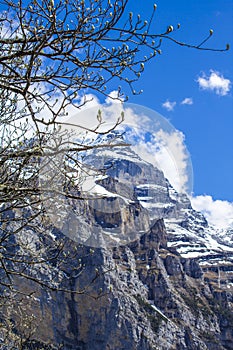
<box><xmin>2</xmin><ymin>141</ymin><xmax>233</xmax><ymax>350</ymax></box>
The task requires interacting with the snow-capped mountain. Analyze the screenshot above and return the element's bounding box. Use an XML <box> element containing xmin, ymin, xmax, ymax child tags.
<box><xmin>3</xmin><ymin>133</ymin><xmax>233</xmax><ymax>350</ymax></box>
<box><xmin>79</xmin><ymin>138</ymin><xmax>233</xmax><ymax>289</ymax></box>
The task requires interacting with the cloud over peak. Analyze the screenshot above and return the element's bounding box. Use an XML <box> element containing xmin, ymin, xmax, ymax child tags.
<box><xmin>197</xmin><ymin>70</ymin><xmax>231</xmax><ymax>96</ymax></box>
<box><xmin>191</xmin><ymin>195</ymin><xmax>233</xmax><ymax>229</ymax></box>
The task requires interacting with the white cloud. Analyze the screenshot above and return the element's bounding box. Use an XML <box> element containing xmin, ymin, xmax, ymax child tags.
<box><xmin>105</xmin><ymin>90</ymin><xmax>124</xmax><ymax>104</ymax></box>
<box><xmin>66</xmin><ymin>90</ymin><xmax>125</xmax><ymax>132</ymax></box>
<box><xmin>197</xmin><ymin>70</ymin><xmax>231</xmax><ymax>96</ymax></box>
<box><xmin>132</xmin><ymin>129</ymin><xmax>191</xmax><ymax>193</ymax></box>
<box><xmin>162</xmin><ymin>100</ymin><xmax>176</xmax><ymax>111</ymax></box>
<box><xmin>152</xmin><ymin>130</ymin><xmax>190</xmax><ymax>193</ymax></box>
<box><xmin>191</xmin><ymin>195</ymin><xmax>233</xmax><ymax>229</ymax></box>
<box><xmin>181</xmin><ymin>97</ymin><xmax>193</xmax><ymax>105</ymax></box>
<box><xmin>62</xmin><ymin>96</ymin><xmax>193</xmax><ymax>194</ymax></box>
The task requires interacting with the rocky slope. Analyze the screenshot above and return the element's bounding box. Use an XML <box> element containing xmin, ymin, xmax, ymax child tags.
<box><xmin>83</xmin><ymin>139</ymin><xmax>233</xmax><ymax>295</ymax></box>
<box><xmin>1</xmin><ymin>139</ymin><xmax>233</xmax><ymax>349</ymax></box>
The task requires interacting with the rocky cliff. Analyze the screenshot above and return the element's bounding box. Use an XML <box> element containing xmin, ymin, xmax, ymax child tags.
<box><xmin>1</xmin><ymin>139</ymin><xmax>233</xmax><ymax>350</ymax></box>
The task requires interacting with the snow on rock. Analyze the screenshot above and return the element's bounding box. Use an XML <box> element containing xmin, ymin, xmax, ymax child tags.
<box><xmin>76</xmin><ymin>134</ymin><xmax>233</xmax><ymax>268</ymax></box>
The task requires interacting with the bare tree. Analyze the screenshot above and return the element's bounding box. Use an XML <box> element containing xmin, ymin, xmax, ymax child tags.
<box><xmin>0</xmin><ymin>0</ymin><xmax>228</xmax><ymax>238</ymax></box>
<box><xmin>0</xmin><ymin>0</ymin><xmax>229</xmax><ymax>347</ymax></box>
<box><xmin>0</xmin><ymin>0</ymin><xmax>228</xmax><ymax>208</ymax></box>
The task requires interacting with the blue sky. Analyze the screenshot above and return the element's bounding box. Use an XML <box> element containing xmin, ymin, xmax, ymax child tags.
<box><xmin>124</xmin><ymin>0</ymin><xmax>233</xmax><ymax>203</ymax></box>
<box><xmin>1</xmin><ymin>0</ymin><xmax>232</xmax><ymax>228</ymax></box>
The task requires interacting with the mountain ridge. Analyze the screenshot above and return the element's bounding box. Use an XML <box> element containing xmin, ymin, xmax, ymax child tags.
<box><xmin>1</xmin><ymin>140</ymin><xmax>233</xmax><ymax>349</ymax></box>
